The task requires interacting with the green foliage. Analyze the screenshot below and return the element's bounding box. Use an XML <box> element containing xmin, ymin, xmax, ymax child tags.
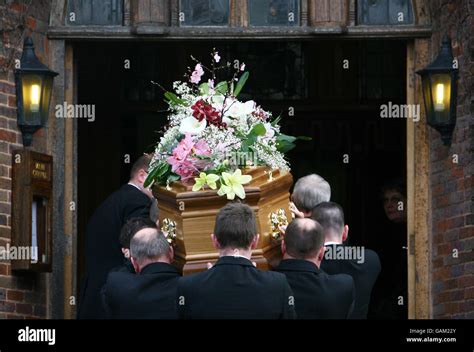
<box><xmin>241</xmin><ymin>123</ymin><xmax>266</xmax><ymax>151</ymax></box>
<box><xmin>276</xmin><ymin>133</ymin><xmax>312</xmax><ymax>153</ymax></box>
<box><xmin>233</xmin><ymin>72</ymin><xmax>249</xmax><ymax>97</ymax></box>
<box><xmin>199</xmin><ymin>82</ymin><xmax>209</xmax><ymax>95</ymax></box>
<box><xmin>215</xmin><ymin>81</ymin><xmax>228</xmax><ymax>95</ymax></box>
<box><xmin>164</xmin><ymin>92</ymin><xmax>186</xmax><ymax>106</ymax></box>
<box><xmin>144</xmin><ymin>162</ymin><xmax>171</xmax><ymax>188</ymax></box>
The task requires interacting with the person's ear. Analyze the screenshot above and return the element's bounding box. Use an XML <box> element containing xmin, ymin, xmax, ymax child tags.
<box><xmin>317</xmin><ymin>246</ymin><xmax>326</xmax><ymax>262</ymax></box>
<box><xmin>211</xmin><ymin>234</ymin><xmax>220</xmax><ymax>250</ymax></box>
<box><xmin>131</xmin><ymin>257</ymin><xmax>140</xmax><ymax>274</ymax></box>
<box><xmin>138</xmin><ymin>169</ymin><xmax>147</xmax><ymax>184</ymax></box>
<box><xmin>121</xmin><ymin>248</ymin><xmax>130</xmax><ymax>259</ymax></box>
<box><xmin>281</xmin><ymin>239</ymin><xmax>287</xmax><ymax>256</ymax></box>
<box><xmin>251</xmin><ymin>234</ymin><xmax>260</xmax><ymax>249</ymax></box>
<box><xmin>342</xmin><ymin>225</ymin><xmax>349</xmax><ymax>243</ymax></box>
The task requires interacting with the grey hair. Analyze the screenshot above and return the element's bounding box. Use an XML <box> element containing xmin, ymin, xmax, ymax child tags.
<box><xmin>130</xmin><ymin>228</ymin><xmax>170</xmax><ymax>264</ymax></box>
<box><xmin>292</xmin><ymin>174</ymin><xmax>331</xmax><ymax>213</ymax></box>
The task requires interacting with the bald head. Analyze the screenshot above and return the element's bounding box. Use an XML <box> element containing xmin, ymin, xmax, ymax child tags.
<box><xmin>283</xmin><ymin>218</ymin><xmax>325</xmax><ymax>260</ymax></box>
<box><xmin>130</xmin><ymin>228</ymin><xmax>171</xmax><ymax>268</ymax></box>
<box><xmin>292</xmin><ymin>174</ymin><xmax>331</xmax><ymax>214</ymax></box>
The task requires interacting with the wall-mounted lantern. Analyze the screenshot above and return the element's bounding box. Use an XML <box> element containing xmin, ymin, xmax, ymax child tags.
<box><xmin>14</xmin><ymin>37</ymin><xmax>58</xmax><ymax>147</ymax></box>
<box><xmin>416</xmin><ymin>35</ymin><xmax>458</xmax><ymax>146</ymax></box>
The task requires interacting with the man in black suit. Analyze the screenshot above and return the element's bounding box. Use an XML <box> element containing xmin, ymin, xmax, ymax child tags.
<box><xmin>177</xmin><ymin>203</ymin><xmax>296</xmax><ymax>319</ymax></box>
<box><xmin>102</xmin><ymin>228</ymin><xmax>180</xmax><ymax>319</ymax></box>
<box><xmin>275</xmin><ymin>218</ymin><xmax>355</xmax><ymax>319</ymax></box>
<box><xmin>312</xmin><ymin>202</ymin><xmax>381</xmax><ymax>319</ymax></box>
<box><xmin>78</xmin><ymin>155</ymin><xmax>154</xmax><ymax>319</ymax></box>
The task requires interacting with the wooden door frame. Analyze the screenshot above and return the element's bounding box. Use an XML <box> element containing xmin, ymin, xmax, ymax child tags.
<box><xmin>47</xmin><ymin>0</ymin><xmax>433</xmax><ymax>320</ymax></box>
<box><xmin>406</xmin><ymin>39</ymin><xmax>431</xmax><ymax>319</ymax></box>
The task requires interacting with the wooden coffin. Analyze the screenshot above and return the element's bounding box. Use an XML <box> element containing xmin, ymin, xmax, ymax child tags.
<box><xmin>153</xmin><ymin>167</ymin><xmax>293</xmax><ymax>275</ymax></box>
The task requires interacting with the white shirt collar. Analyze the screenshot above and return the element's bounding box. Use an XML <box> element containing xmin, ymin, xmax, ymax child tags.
<box><xmin>324</xmin><ymin>241</ymin><xmax>342</xmax><ymax>246</ymax></box>
<box><xmin>128</xmin><ymin>182</ymin><xmax>141</xmax><ymax>191</ymax></box>
<box><xmin>221</xmin><ymin>254</ymin><xmax>251</xmax><ymax>260</ymax></box>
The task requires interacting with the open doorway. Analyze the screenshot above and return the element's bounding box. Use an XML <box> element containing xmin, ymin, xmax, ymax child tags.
<box><xmin>76</xmin><ymin>39</ymin><xmax>407</xmax><ymax>317</ymax></box>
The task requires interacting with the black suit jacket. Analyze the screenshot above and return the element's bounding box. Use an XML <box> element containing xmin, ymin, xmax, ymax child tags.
<box><xmin>177</xmin><ymin>256</ymin><xmax>296</xmax><ymax>319</ymax></box>
<box><xmin>102</xmin><ymin>262</ymin><xmax>180</xmax><ymax>319</ymax></box>
<box><xmin>78</xmin><ymin>184</ymin><xmax>151</xmax><ymax>319</ymax></box>
<box><xmin>275</xmin><ymin>259</ymin><xmax>355</xmax><ymax>319</ymax></box>
<box><xmin>321</xmin><ymin>244</ymin><xmax>381</xmax><ymax>319</ymax></box>
<box><xmin>110</xmin><ymin>259</ymin><xmax>136</xmax><ymax>274</ymax></box>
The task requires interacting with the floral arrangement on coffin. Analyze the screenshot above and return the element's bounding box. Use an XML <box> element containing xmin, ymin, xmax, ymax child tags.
<box><xmin>144</xmin><ymin>50</ymin><xmax>307</xmax><ymax>200</ymax></box>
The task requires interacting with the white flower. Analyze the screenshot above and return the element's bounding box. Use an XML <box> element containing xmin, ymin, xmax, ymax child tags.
<box><xmin>214</xmin><ymin>52</ymin><xmax>221</xmax><ymax>63</ymax></box>
<box><xmin>179</xmin><ymin>116</ymin><xmax>207</xmax><ymax>135</ymax></box>
<box><xmin>223</xmin><ymin>100</ymin><xmax>255</xmax><ymax>125</ymax></box>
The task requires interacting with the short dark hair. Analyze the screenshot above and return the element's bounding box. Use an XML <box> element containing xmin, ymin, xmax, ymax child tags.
<box><xmin>130</xmin><ymin>154</ymin><xmax>152</xmax><ymax>179</ymax></box>
<box><xmin>284</xmin><ymin>218</ymin><xmax>324</xmax><ymax>259</ymax></box>
<box><xmin>120</xmin><ymin>217</ymin><xmax>157</xmax><ymax>249</ymax></box>
<box><xmin>311</xmin><ymin>202</ymin><xmax>345</xmax><ymax>235</ymax></box>
<box><xmin>214</xmin><ymin>203</ymin><xmax>257</xmax><ymax>250</ymax></box>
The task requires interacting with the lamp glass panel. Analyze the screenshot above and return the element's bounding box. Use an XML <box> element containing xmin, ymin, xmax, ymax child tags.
<box><xmin>40</xmin><ymin>76</ymin><xmax>54</xmax><ymax>125</ymax></box>
<box><xmin>21</xmin><ymin>74</ymin><xmax>44</xmax><ymax>125</ymax></box>
<box><xmin>430</xmin><ymin>73</ymin><xmax>451</xmax><ymax>125</ymax></box>
<box><xmin>421</xmin><ymin>74</ymin><xmax>433</xmax><ymax>122</ymax></box>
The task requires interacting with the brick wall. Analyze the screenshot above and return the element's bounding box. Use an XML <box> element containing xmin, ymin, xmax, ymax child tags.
<box><xmin>429</xmin><ymin>0</ymin><xmax>474</xmax><ymax>318</ymax></box>
<box><xmin>0</xmin><ymin>0</ymin><xmax>52</xmax><ymax>319</ymax></box>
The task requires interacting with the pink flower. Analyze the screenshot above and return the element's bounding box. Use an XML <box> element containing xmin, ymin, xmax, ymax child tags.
<box><xmin>190</xmin><ymin>72</ymin><xmax>201</xmax><ymax>84</ymax></box>
<box><xmin>167</xmin><ymin>134</ymin><xmax>211</xmax><ymax>182</ymax></box>
<box><xmin>195</xmin><ymin>64</ymin><xmax>204</xmax><ymax>76</ymax></box>
<box><xmin>181</xmin><ymin>133</ymin><xmax>195</xmax><ymax>151</ymax></box>
<box><xmin>194</xmin><ymin>139</ymin><xmax>211</xmax><ymax>156</ymax></box>
<box><xmin>240</xmin><ymin>63</ymin><xmax>246</xmax><ymax>71</ymax></box>
<box><xmin>190</xmin><ymin>64</ymin><xmax>204</xmax><ymax>84</ymax></box>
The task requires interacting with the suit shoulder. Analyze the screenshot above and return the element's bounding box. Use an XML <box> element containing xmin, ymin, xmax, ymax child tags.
<box><xmin>323</xmin><ymin>271</ymin><xmax>354</xmax><ymax>289</ymax></box>
<box><xmin>104</xmin><ymin>271</ymin><xmax>136</xmax><ymax>293</ymax></box>
<box><xmin>257</xmin><ymin>269</ymin><xmax>287</xmax><ymax>282</ymax></box>
<box><xmin>177</xmin><ymin>270</ymin><xmax>209</xmax><ymax>287</ymax></box>
<box><xmin>255</xmin><ymin>270</ymin><xmax>290</xmax><ymax>292</ymax></box>
<box><xmin>117</xmin><ymin>185</ymin><xmax>147</xmax><ymax>201</ymax></box>
<box><xmin>363</xmin><ymin>248</ymin><xmax>382</xmax><ymax>270</ymax></box>
<box><xmin>106</xmin><ymin>271</ymin><xmax>135</xmax><ymax>284</ymax></box>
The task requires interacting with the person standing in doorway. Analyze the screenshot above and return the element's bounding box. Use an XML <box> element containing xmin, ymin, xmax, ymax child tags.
<box><xmin>78</xmin><ymin>154</ymin><xmax>154</xmax><ymax>319</ymax></box>
<box><xmin>370</xmin><ymin>179</ymin><xmax>408</xmax><ymax>319</ymax></box>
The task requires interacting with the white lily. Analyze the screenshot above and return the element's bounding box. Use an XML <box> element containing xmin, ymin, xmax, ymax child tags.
<box><xmin>223</xmin><ymin>100</ymin><xmax>255</xmax><ymax>126</ymax></box>
<box><xmin>179</xmin><ymin>116</ymin><xmax>207</xmax><ymax>135</ymax></box>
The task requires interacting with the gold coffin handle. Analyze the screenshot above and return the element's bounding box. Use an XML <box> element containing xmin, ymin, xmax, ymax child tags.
<box><xmin>161</xmin><ymin>218</ymin><xmax>177</xmax><ymax>246</ymax></box>
<box><xmin>269</xmin><ymin>208</ymin><xmax>289</xmax><ymax>240</ymax></box>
